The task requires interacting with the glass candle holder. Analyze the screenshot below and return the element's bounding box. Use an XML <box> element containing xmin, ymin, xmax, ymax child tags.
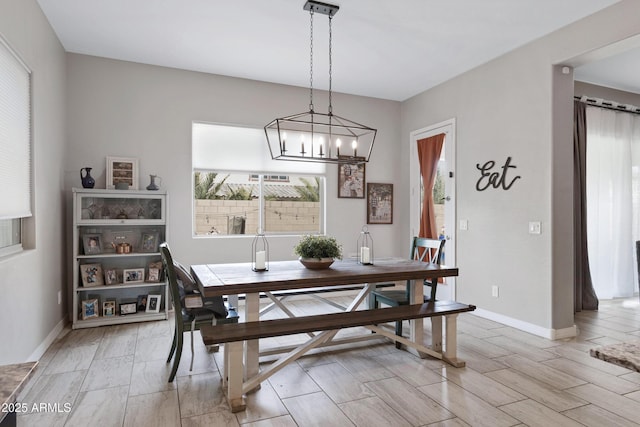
<box><xmin>357</xmin><ymin>225</ymin><xmax>374</xmax><ymax>265</ymax></box>
<box><xmin>252</xmin><ymin>230</ymin><xmax>269</xmax><ymax>271</ymax></box>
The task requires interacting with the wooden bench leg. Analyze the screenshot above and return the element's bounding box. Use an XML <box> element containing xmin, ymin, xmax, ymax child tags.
<box><xmin>431</xmin><ymin>316</ymin><xmax>443</xmax><ymax>352</ymax></box>
<box><xmin>443</xmin><ymin>313</ymin><xmax>465</xmax><ymax>367</ymax></box>
<box><xmin>227</xmin><ymin>341</ymin><xmax>246</xmax><ymax>412</ymax></box>
<box><xmin>244</xmin><ymin>292</ymin><xmax>260</xmax><ymax>384</ymax></box>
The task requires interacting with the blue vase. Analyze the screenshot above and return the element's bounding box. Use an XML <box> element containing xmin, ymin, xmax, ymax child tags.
<box><xmin>80</xmin><ymin>167</ymin><xmax>95</xmax><ymax>188</ymax></box>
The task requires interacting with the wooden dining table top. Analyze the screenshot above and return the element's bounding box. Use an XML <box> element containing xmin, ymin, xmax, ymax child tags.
<box><xmin>191</xmin><ymin>258</ymin><xmax>458</xmax><ymax>297</ymax></box>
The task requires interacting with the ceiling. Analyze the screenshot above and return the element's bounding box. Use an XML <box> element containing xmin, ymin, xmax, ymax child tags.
<box><xmin>36</xmin><ymin>0</ymin><xmax>627</xmax><ymax>101</ymax></box>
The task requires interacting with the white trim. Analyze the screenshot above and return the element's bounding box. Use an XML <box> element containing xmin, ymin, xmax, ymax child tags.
<box><xmin>27</xmin><ymin>317</ymin><xmax>67</xmax><ymax>362</ymax></box>
<box><xmin>474</xmin><ymin>308</ymin><xmax>577</xmax><ymax>340</ymax></box>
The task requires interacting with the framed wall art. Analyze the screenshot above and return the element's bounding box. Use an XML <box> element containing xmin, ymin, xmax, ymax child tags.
<box><xmin>106</xmin><ymin>156</ymin><xmax>139</xmax><ymax>190</ymax></box>
<box><xmin>367</xmin><ymin>183</ymin><xmax>393</xmax><ymax>224</ymax></box>
<box><xmin>337</xmin><ymin>160</ymin><xmax>365</xmax><ymax>199</ymax></box>
<box><xmin>80</xmin><ymin>263</ymin><xmax>104</xmax><ymax>287</ymax></box>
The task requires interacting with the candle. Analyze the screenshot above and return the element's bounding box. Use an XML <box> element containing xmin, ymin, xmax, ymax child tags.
<box><xmin>282</xmin><ymin>132</ymin><xmax>287</xmax><ymax>152</ymax></box>
<box><xmin>336</xmin><ymin>138</ymin><xmax>341</xmax><ymax>157</ymax></box>
<box><xmin>256</xmin><ymin>251</ymin><xmax>266</xmax><ymax>270</ymax></box>
<box><xmin>352</xmin><ymin>140</ymin><xmax>358</xmax><ymax>157</ymax></box>
<box><xmin>361</xmin><ymin>246</ymin><xmax>370</xmax><ymax>264</ymax></box>
<box><xmin>301</xmin><ymin>135</ymin><xmax>305</xmax><ymax>155</ymax></box>
<box><xmin>319</xmin><ymin>137</ymin><xmax>324</xmax><ymax>156</ymax></box>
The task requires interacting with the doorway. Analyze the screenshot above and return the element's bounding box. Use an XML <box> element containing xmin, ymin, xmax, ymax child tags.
<box><xmin>410</xmin><ymin>119</ymin><xmax>456</xmax><ymax>300</ymax></box>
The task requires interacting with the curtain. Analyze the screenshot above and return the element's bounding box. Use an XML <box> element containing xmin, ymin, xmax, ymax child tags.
<box><xmin>417</xmin><ymin>134</ymin><xmax>445</xmax><ymax>239</ymax></box>
<box><xmin>586</xmin><ymin>106</ymin><xmax>640</xmax><ymax>299</ymax></box>
<box><xmin>573</xmin><ymin>101</ymin><xmax>598</xmax><ymax>311</ymax></box>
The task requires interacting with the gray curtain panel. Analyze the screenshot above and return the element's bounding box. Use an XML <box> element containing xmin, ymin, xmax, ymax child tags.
<box><xmin>574</xmin><ymin>100</ymin><xmax>598</xmax><ymax>311</ymax></box>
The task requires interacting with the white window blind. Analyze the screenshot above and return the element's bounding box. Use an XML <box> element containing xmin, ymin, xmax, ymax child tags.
<box><xmin>193</xmin><ymin>123</ymin><xmax>326</xmax><ymax>175</ymax></box>
<box><xmin>0</xmin><ymin>36</ymin><xmax>31</xmax><ymax>220</ymax></box>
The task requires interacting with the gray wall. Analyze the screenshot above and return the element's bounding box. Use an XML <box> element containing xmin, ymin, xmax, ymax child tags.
<box><xmin>64</xmin><ymin>55</ymin><xmax>403</xmax><ymax>268</ymax></box>
<box><xmin>0</xmin><ymin>0</ymin><xmax>67</xmax><ymax>364</ymax></box>
<box><xmin>401</xmin><ymin>0</ymin><xmax>640</xmax><ymax>335</ymax></box>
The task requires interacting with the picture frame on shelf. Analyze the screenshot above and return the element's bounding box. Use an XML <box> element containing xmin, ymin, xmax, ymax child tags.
<box><xmin>81</xmin><ymin>298</ymin><xmax>99</xmax><ymax>320</ymax></box>
<box><xmin>146</xmin><ymin>294</ymin><xmax>162</xmax><ymax>313</ymax></box>
<box><xmin>147</xmin><ymin>260</ymin><xmax>162</xmax><ymax>282</ymax></box>
<box><xmin>106</xmin><ymin>156</ymin><xmax>139</xmax><ymax>190</ymax></box>
<box><xmin>136</xmin><ymin>294</ymin><xmax>148</xmax><ymax>311</ymax></box>
<box><xmin>82</xmin><ymin>234</ymin><xmax>102</xmax><ymax>255</ymax></box>
<box><xmin>123</xmin><ymin>268</ymin><xmax>145</xmax><ymax>284</ymax></box>
<box><xmin>103</xmin><ymin>300</ymin><xmax>116</xmax><ymax>317</ymax></box>
<box><xmin>104</xmin><ymin>269</ymin><xmax>118</xmax><ymax>285</ymax></box>
<box><xmin>338</xmin><ymin>159</ymin><xmax>365</xmax><ymax>199</ymax></box>
<box><xmin>119</xmin><ymin>301</ymin><xmax>137</xmax><ymax>316</ymax></box>
<box><xmin>367</xmin><ymin>183</ymin><xmax>394</xmax><ymax>224</ymax></box>
<box><xmin>80</xmin><ymin>263</ymin><xmax>104</xmax><ymax>287</ymax></box>
<box><xmin>147</xmin><ymin>267</ymin><xmax>160</xmax><ymax>283</ymax></box>
<box><xmin>140</xmin><ymin>232</ymin><xmax>159</xmax><ymax>253</ymax></box>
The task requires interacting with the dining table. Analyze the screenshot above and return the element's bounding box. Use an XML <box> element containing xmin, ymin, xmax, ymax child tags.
<box><xmin>191</xmin><ymin>258</ymin><xmax>460</xmax><ymax>389</ymax></box>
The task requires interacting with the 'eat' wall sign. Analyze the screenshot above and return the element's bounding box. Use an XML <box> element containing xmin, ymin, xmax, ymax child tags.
<box><xmin>476</xmin><ymin>157</ymin><xmax>521</xmax><ymax>191</ymax></box>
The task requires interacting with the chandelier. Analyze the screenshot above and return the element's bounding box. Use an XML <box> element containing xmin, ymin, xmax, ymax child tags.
<box><xmin>264</xmin><ymin>0</ymin><xmax>377</xmax><ymax>164</ymax></box>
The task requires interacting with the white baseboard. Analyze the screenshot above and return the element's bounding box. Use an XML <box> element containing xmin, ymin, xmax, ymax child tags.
<box><xmin>473</xmin><ymin>308</ymin><xmax>577</xmax><ymax>340</ymax></box>
<box><xmin>27</xmin><ymin>317</ymin><xmax>67</xmax><ymax>362</ymax></box>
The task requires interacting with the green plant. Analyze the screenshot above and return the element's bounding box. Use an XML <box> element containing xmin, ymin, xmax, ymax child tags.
<box><xmin>293</xmin><ymin>235</ymin><xmax>342</xmax><ymax>259</ymax></box>
<box><xmin>194</xmin><ymin>172</ymin><xmax>229</xmax><ymax>200</ymax></box>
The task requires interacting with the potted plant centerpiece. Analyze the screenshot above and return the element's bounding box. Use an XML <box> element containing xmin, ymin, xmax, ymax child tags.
<box><xmin>293</xmin><ymin>235</ymin><xmax>343</xmax><ymax>269</ymax></box>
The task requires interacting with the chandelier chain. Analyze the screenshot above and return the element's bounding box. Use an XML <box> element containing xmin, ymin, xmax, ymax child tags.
<box><xmin>328</xmin><ymin>15</ymin><xmax>333</xmax><ymax>115</ymax></box>
<box><xmin>309</xmin><ymin>8</ymin><xmax>314</xmax><ymax>112</ymax></box>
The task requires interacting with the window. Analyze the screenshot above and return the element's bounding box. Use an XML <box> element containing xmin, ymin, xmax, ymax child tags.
<box><xmin>194</xmin><ymin>171</ymin><xmax>323</xmax><ymax>235</ymax></box>
<box><xmin>0</xmin><ymin>36</ymin><xmax>31</xmax><ymax>256</ymax></box>
<box><xmin>192</xmin><ymin>123</ymin><xmax>326</xmax><ymax>236</ymax></box>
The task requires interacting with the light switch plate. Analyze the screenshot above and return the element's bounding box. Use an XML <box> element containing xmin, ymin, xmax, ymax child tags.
<box><xmin>529</xmin><ymin>221</ymin><xmax>541</xmax><ymax>234</ymax></box>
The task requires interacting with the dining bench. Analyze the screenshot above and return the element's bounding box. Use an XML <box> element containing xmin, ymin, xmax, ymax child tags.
<box><xmin>201</xmin><ymin>300</ymin><xmax>475</xmax><ymax>412</ymax></box>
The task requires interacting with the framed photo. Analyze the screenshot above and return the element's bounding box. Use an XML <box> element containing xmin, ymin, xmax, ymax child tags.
<box><xmin>123</xmin><ymin>268</ymin><xmax>145</xmax><ymax>284</ymax></box>
<box><xmin>104</xmin><ymin>269</ymin><xmax>118</xmax><ymax>285</ymax></box>
<box><xmin>119</xmin><ymin>301</ymin><xmax>137</xmax><ymax>315</ymax></box>
<box><xmin>106</xmin><ymin>156</ymin><xmax>139</xmax><ymax>190</ymax></box>
<box><xmin>81</xmin><ymin>298</ymin><xmax>99</xmax><ymax>320</ymax></box>
<box><xmin>103</xmin><ymin>300</ymin><xmax>116</xmax><ymax>317</ymax></box>
<box><xmin>82</xmin><ymin>234</ymin><xmax>102</xmax><ymax>255</ymax></box>
<box><xmin>80</xmin><ymin>263</ymin><xmax>104</xmax><ymax>287</ymax></box>
<box><xmin>147</xmin><ymin>261</ymin><xmax>162</xmax><ymax>283</ymax></box>
<box><xmin>338</xmin><ymin>160</ymin><xmax>365</xmax><ymax>198</ymax></box>
<box><xmin>137</xmin><ymin>294</ymin><xmax>148</xmax><ymax>311</ymax></box>
<box><xmin>147</xmin><ymin>267</ymin><xmax>160</xmax><ymax>282</ymax></box>
<box><xmin>140</xmin><ymin>232</ymin><xmax>159</xmax><ymax>253</ymax></box>
<box><xmin>367</xmin><ymin>183</ymin><xmax>393</xmax><ymax>224</ymax></box>
<box><xmin>146</xmin><ymin>294</ymin><xmax>162</xmax><ymax>313</ymax></box>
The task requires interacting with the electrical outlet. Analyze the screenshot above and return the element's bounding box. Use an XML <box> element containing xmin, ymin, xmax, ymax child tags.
<box><xmin>58</xmin><ymin>290</ymin><xmax>62</xmax><ymax>305</ymax></box>
<box><xmin>459</xmin><ymin>219</ymin><xmax>468</xmax><ymax>231</ymax></box>
<box><xmin>491</xmin><ymin>285</ymin><xmax>499</xmax><ymax>298</ymax></box>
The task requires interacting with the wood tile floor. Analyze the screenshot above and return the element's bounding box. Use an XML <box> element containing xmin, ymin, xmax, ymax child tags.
<box><xmin>15</xmin><ymin>296</ymin><xmax>640</xmax><ymax>426</ymax></box>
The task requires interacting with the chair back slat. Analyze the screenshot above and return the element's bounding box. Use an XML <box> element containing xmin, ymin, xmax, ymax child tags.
<box><xmin>410</xmin><ymin>237</ymin><xmax>444</xmax><ymax>265</ymax></box>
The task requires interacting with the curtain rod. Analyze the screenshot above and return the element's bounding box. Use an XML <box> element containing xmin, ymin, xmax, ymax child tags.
<box><xmin>575</xmin><ymin>95</ymin><xmax>640</xmax><ymax>115</ymax></box>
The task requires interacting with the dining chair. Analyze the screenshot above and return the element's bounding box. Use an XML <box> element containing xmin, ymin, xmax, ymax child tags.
<box><xmin>159</xmin><ymin>242</ymin><xmax>238</xmax><ymax>383</ymax></box>
<box><xmin>369</xmin><ymin>237</ymin><xmax>445</xmax><ymax>348</ymax></box>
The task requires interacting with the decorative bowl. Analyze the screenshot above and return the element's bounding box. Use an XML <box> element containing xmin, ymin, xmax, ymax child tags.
<box><xmin>299</xmin><ymin>257</ymin><xmax>335</xmax><ymax>270</ymax></box>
